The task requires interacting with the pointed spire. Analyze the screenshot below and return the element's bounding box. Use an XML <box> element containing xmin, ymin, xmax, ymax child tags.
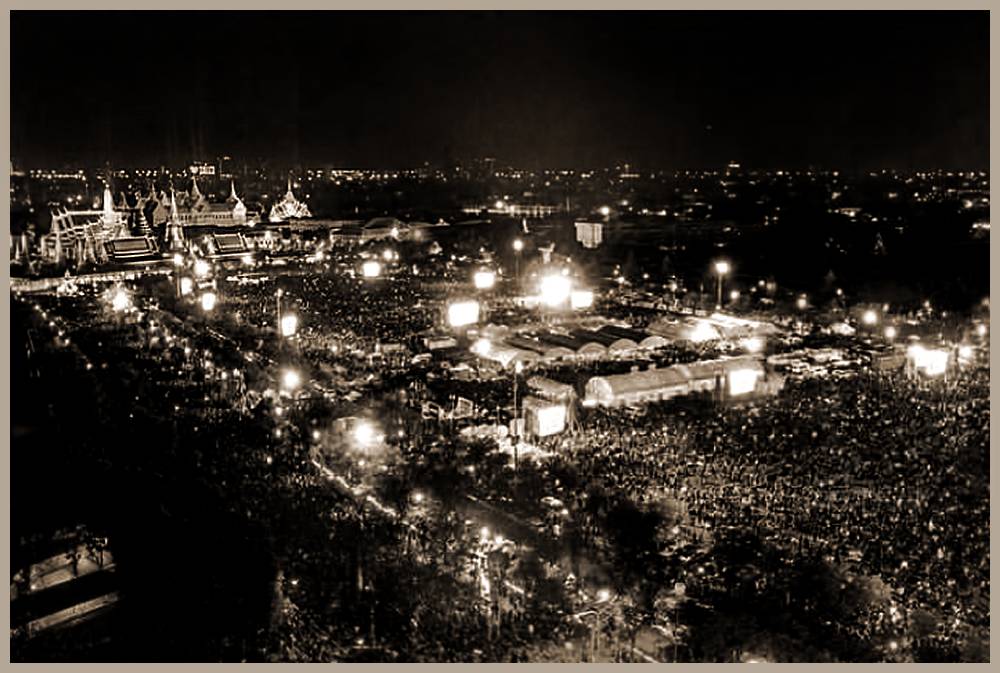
<box><xmin>191</xmin><ymin>175</ymin><xmax>201</xmax><ymax>199</ymax></box>
<box><xmin>230</xmin><ymin>180</ymin><xmax>238</xmax><ymax>200</ymax></box>
<box><xmin>286</xmin><ymin>175</ymin><xmax>294</xmax><ymax>197</ymax></box>
<box><xmin>169</xmin><ymin>189</ymin><xmax>180</xmax><ymax>222</ymax></box>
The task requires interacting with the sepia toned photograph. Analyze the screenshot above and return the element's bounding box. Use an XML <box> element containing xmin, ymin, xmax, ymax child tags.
<box><xmin>9</xmin><ymin>9</ymin><xmax>990</xmax><ymax>663</ymax></box>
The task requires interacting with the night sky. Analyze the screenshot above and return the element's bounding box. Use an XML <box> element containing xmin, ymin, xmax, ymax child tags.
<box><xmin>11</xmin><ymin>11</ymin><xmax>989</xmax><ymax>170</ymax></box>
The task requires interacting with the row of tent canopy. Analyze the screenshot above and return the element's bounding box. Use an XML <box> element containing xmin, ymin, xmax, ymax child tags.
<box><xmin>473</xmin><ymin>323</ymin><xmax>671</xmax><ymax>368</ymax></box>
<box><xmin>646</xmin><ymin>312</ymin><xmax>781</xmax><ymax>342</ymax></box>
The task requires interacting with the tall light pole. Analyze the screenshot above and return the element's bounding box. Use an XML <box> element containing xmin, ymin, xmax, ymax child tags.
<box><xmin>512</xmin><ymin>238</ymin><xmax>524</xmax><ymax>293</ymax></box>
<box><xmin>512</xmin><ymin>360</ymin><xmax>523</xmax><ymax>471</ymax></box>
<box><xmin>713</xmin><ymin>260</ymin><xmax>730</xmax><ymax>309</ymax></box>
<box><xmin>275</xmin><ymin>287</ymin><xmax>283</xmax><ymax>336</ymax></box>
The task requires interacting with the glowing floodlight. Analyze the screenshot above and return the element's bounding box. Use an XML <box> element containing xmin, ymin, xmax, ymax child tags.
<box><xmin>688</xmin><ymin>320</ymin><xmax>719</xmax><ymax>343</ymax></box>
<box><xmin>539</xmin><ymin>274</ymin><xmax>572</xmax><ymax>307</ymax></box>
<box><xmin>448</xmin><ymin>300</ymin><xmax>480</xmax><ymax>327</ymax></box>
<box><xmin>884</xmin><ymin>325</ymin><xmax>897</xmax><ymax>340</ymax></box>
<box><xmin>362</xmin><ymin>260</ymin><xmax>382</xmax><ymax>278</ymax></box>
<box><xmin>714</xmin><ymin>260</ymin><xmax>730</xmax><ymax>275</ymax></box>
<box><xmin>281</xmin><ymin>368</ymin><xmax>301</xmax><ymax>391</ymax></box>
<box><xmin>111</xmin><ymin>289</ymin><xmax>131</xmax><ymax>313</ymax></box>
<box><xmin>494</xmin><ymin>199</ymin><xmax>506</xmax><ymax>210</ymax></box>
<box><xmin>796</xmin><ymin>295</ymin><xmax>808</xmax><ymax>310</ymax></box>
<box><xmin>180</xmin><ymin>277</ymin><xmax>194</xmax><ymax>296</ymax></box>
<box><xmin>729</xmin><ymin>368</ymin><xmax>760</xmax><ymax>396</ymax></box>
<box><xmin>200</xmin><ymin>291</ymin><xmax>217</xmax><ymax>312</ymax></box>
<box><xmin>512</xmin><ymin>238</ymin><xmax>524</xmax><ymax>252</ymax></box>
<box><xmin>570</xmin><ymin>289</ymin><xmax>594</xmax><ymax>310</ymax></box>
<box><xmin>599</xmin><ymin>205</ymin><xmax>611</xmax><ymax>217</ymax></box>
<box><xmin>194</xmin><ymin>259</ymin><xmax>211</xmax><ymax>278</ymax></box>
<box><xmin>474</xmin><ymin>270</ymin><xmax>496</xmax><ymax>290</ymax></box>
<box><xmin>280</xmin><ymin>314</ymin><xmax>299</xmax><ymax>338</ymax></box>
<box><xmin>907</xmin><ymin>344</ymin><xmax>949</xmax><ymax>377</ymax></box>
<box><xmin>742</xmin><ymin>336</ymin><xmax>764</xmax><ymax>353</ymax></box>
<box><xmin>353</xmin><ymin>420</ymin><xmax>377</xmax><ymax>448</ymax></box>
<box><xmin>862</xmin><ymin>309</ymin><xmax>878</xmax><ymax>326</ymax></box>
<box><xmin>535</xmin><ymin>403</ymin><xmax>567</xmax><ymax>437</ymax></box>
<box><xmin>472</xmin><ymin>338</ymin><xmax>492</xmax><ymax>356</ymax></box>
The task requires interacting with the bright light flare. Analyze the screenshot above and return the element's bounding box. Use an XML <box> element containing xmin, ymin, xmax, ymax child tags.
<box><xmin>194</xmin><ymin>259</ymin><xmax>211</xmax><ymax>278</ymax></box>
<box><xmin>796</xmin><ymin>296</ymin><xmax>808</xmax><ymax>310</ymax></box>
<box><xmin>110</xmin><ymin>289</ymin><xmax>131</xmax><ymax>313</ymax></box>
<box><xmin>599</xmin><ymin>205</ymin><xmax>611</xmax><ymax>217</ymax></box>
<box><xmin>907</xmin><ymin>344</ymin><xmax>949</xmax><ymax>377</ymax></box>
<box><xmin>472</xmin><ymin>338</ymin><xmax>492</xmax><ymax>356</ymax></box>
<box><xmin>353</xmin><ymin>421</ymin><xmax>377</xmax><ymax>448</ymax></box>
<box><xmin>200</xmin><ymin>291</ymin><xmax>217</xmax><ymax>312</ymax></box>
<box><xmin>512</xmin><ymin>238</ymin><xmax>524</xmax><ymax>252</ymax></box>
<box><xmin>862</xmin><ymin>309</ymin><xmax>878</xmax><ymax>326</ymax></box>
<box><xmin>281</xmin><ymin>369</ymin><xmax>301</xmax><ymax>391</ymax></box>
<box><xmin>742</xmin><ymin>336</ymin><xmax>764</xmax><ymax>353</ymax></box>
<box><xmin>714</xmin><ymin>260</ymin><xmax>730</xmax><ymax>275</ymax></box>
<box><xmin>688</xmin><ymin>320</ymin><xmax>719</xmax><ymax>343</ymax></box>
<box><xmin>539</xmin><ymin>274</ymin><xmax>572</xmax><ymax>308</ymax></box>
<box><xmin>447</xmin><ymin>300</ymin><xmax>480</xmax><ymax>327</ymax></box>
<box><xmin>729</xmin><ymin>368</ymin><xmax>760</xmax><ymax>396</ymax></box>
<box><xmin>280</xmin><ymin>314</ymin><xmax>299</xmax><ymax>338</ymax></box>
<box><xmin>362</xmin><ymin>260</ymin><xmax>382</xmax><ymax>278</ymax></box>
<box><xmin>884</xmin><ymin>325</ymin><xmax>897</xmax><ymax>340</ymax></box>
<box><xmin>473</xmin><ymin>270</ymin><xmax>496</xmax><ymax>290</ymax></box>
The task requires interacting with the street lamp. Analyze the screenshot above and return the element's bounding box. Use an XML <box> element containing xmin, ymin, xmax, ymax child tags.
<box><xmin>862</xmin><ymin>309</ymin><xmax>878</xmax><ymax>326</ymax></box>
<box><xmin>713</xmin><ymin>260</ymin><xmax>730</xmax><ymax>308</ymax></box>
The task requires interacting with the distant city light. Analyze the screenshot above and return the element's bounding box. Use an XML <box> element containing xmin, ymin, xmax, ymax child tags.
<box><xmin>796</xmin><ymin>295</ymin><xmax>808</xmax><ymax>310</ymax></box>
<box><xmin>200</xmin><ymin>291</ymin><xmax>217</xmax><ymax>312</ymax></box>
<box><xmin>512</xmin><ymin>238</ymin><xmax>524</xmax><ymax>252</ymax></box>
<box><xmin>729</xmin><ymin>289</ymin><xmax>740</xmax><ymax>301</ymax></box>
<box><xmin>494</xmin><ymin>199</ymin><xmax>506</xmax><ymax>210</ymax></box>
<box><xmin>447</xmin><ymin>300</ymin><xmax>480</xmax><ymax>327</ymax></box>
<box><xmin>180</xmin><ymin>277</ymin><xmax>194</xmax><ymax>296</ymax></box>
<box><xmin>862</xmin><ymin>309</ymin><xmax>878</xmax><ymax>325</ymax></box>
<box><xmin>362</xmin><ymin>260</ymin><xmax>382</xmax><ymax>278</ymax></box>
<box><xmin>884</xmin><ymin>325</ymin><xmax>897</xmax><ymax>340</ymax></box>
<box><xmin>539</xmin><ymin>274</ymin><xmax>572</xmax><ymax>307</ymax></box>
<box><xmin>280</xmin><ymin>314</ymin><xmax>299</xmax><ymax>338</ymax></box>
<box><xmin>599</xmin><ymin>205</ymin><xmax>611</xmax><ymax>217</ymax></box>
<box><xmin>976</xmin><ymin>324</ymin><xmax>987</xmax><ymax>337</ymax></box>
<box><xmin>194</xmin><ymin>259</ymin><xmax>211</xmax><ymax>278</ymax></box>
<box><xmin>382</xmin><ymin>248</ymin><xmax>395</xmax><ymax>262</ymax></box>
<box><xmin>714</xmin><ymin>260</ymin><xmax>730</xmax><ymax>275</ymax></box>
<box><xmin>958</xmin><ymin>344</ymin><xmax>974</xmax><ymax>361</ymax></box>
<box><xmin>473</xmin><ymin>270</ymin><xmax>496</xmax><ymax>290</ymax></box>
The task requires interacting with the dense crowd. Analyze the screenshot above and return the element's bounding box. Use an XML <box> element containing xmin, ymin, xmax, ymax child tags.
<box><xmin>539</xmin><ymin>366</ymin><xmax>989</xmax><ymax>659</ymax></box>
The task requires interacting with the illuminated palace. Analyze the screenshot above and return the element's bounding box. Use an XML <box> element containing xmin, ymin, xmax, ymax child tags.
<box><xmin>40</xmin><ymin>178</ymin><xmax>254</xmax><ymax>266</ymax></box>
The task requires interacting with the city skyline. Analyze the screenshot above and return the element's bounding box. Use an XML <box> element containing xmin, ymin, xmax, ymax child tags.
<box><xmin>12</xmin><ymin>11</ymin><xmax>988</xmax><ymax>171</ymax></box>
